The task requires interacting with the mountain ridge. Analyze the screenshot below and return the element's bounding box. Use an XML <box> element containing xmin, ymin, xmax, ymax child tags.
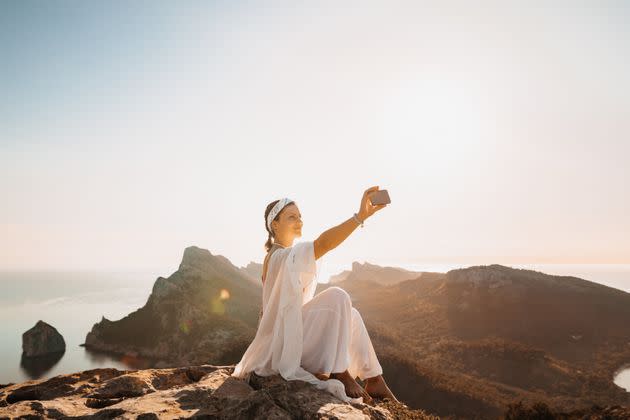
<box><xmin>76</xmin><ymin>246</ymin><xmax>630</xmax><ymax>417</ymax></box>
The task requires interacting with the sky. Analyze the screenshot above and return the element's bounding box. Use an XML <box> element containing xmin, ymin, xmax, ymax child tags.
<box><xmin>1</xmin><ymin>0</ymin><xmax>629</xmax><ymax>274</ymax></box>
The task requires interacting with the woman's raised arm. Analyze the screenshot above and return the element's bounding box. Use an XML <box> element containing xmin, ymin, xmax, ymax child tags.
<box><xmin>313</xmin><ymin>186</ymin><xmax>387</xmax><ymax>260</ymax></box>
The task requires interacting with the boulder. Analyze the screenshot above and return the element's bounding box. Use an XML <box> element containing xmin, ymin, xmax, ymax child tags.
<box><xmin>22</xmin><ymin>320</ymin><xmax>66</xmax><ymax>357</ymax></box>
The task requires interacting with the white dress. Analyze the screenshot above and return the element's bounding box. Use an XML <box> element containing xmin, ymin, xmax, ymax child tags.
<box><xmin>231</xmin><ymin>241</ymin><xmax>383</xmax><ymax>404</ymax></box>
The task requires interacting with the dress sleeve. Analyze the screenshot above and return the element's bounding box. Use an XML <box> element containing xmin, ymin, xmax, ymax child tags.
<box><xmin>286</xmin><ymin>241</ymin><xmax>323</xmax><ymax>304</ymax></box>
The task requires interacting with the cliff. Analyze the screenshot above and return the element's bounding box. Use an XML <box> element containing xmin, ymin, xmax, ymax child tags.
<box><xmin>83</xmin><ymin>246</ymin><xmax>263</xmax><ymax>366</ymax></box>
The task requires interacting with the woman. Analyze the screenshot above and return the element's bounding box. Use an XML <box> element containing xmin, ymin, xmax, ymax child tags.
<box><xmin>231</xmin><ymin>186</ymin><xmax>397</xmax><ymax>404</ymax></box>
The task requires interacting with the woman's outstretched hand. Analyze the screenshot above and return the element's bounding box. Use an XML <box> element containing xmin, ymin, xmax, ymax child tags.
<box><xmin>357</xmin><ymin>186</ymin><xmax>387</xmax><ymax>222</ymax></box>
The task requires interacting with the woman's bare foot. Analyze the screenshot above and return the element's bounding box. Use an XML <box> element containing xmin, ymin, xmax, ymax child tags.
<box><xmin>330</xmin><ymin>370</ymin><xmax>373</xmax><ymax>403</ymax></box>
<box><xmin>313</xmin><ymin>372</ymin><xmax>329</xmax><ymax>381</ymax></box>
<box><xmin>364</xmin><ymin>375</ymin><xmax>398</xmax><ymax>402</ymax></box>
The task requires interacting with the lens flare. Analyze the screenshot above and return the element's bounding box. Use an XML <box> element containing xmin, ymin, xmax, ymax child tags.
<box><xmin>179</xmin><ymin>319</ymin><xmax>192</xmax><ymax>334</ymax></box>
<box><xmin>208</xmin><ymin>289</ymin><xmax>231</xmax><ymax>315</ymax></box>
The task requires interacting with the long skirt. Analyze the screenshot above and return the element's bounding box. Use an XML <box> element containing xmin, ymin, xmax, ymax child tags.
<box><xmin>300</xmin><ymin>286</ymin><xmax>383</xmax><ymax>381</ymax></box>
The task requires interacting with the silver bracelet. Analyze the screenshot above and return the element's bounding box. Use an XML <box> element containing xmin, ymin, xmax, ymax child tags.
<box><xmin>353</xmin><ymin>213</ymin><xmax>364</xmax><ymax>228</ymax></box>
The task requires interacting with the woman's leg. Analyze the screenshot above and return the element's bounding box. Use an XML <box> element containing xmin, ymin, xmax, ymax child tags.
<box><xmin>301</xmin><ymin>287</ymin><xmax>353</xmax><ymax>375</ymax></box>
<box><xmin>346</xmin><ymin>307</ymin><xmax>397</xmax><ymax>401</ymax></box>
<box><xmin>301</xmin><ymin>287</ymin><xmax>371</xmax><ymax>401</ymax></box>
<box><xmin>347</xmin><ymin>307</ymin><xmax>384</xmax><ymax>382</ymax></box>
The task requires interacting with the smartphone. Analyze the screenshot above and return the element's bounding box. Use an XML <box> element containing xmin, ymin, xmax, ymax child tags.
<box><xmin>369</xmin><ymin>189</ymin><xmax>391</xmax><ymax>206</ymax></box>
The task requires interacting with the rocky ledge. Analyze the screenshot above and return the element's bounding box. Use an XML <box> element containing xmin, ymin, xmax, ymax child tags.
<box><xmin>0</xmin><ymin>364</ymin><xmax>435</xmax><ymax>419</ymax></box>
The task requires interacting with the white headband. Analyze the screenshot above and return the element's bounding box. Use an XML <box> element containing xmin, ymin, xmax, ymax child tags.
<box><xmin>267</xmin><ymin>197</ymin><xmax>294</xmax><ymax>233</ymax></box>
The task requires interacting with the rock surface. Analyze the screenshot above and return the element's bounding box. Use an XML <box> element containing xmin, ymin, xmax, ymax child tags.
<box><xmin>22</xmin><ymin>320</ymin><xmax>66</xmax><ymax>357</ymax></box>
<box><xmin>0</xmin><ymin>364</ymin><xmax>436</xmax><ymax>419</ymax></box>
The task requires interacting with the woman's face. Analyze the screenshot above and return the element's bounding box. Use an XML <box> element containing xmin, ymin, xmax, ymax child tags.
<box><xmin>272</xmin><ymin>203</ymin><xmax>303</xmax><ymax>239</ymax></box>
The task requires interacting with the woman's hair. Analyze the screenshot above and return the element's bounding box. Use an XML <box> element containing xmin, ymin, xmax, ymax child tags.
<box><xmin>264</xmin><ymin>199</ymin><xmax>294</xmax><ymax>252</ymax></box>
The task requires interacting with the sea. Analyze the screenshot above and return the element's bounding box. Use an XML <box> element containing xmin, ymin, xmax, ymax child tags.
<box><xmin>1</xmin><ymin>264</ymin><xmax>629</xmax><ymax>391</ymax></box>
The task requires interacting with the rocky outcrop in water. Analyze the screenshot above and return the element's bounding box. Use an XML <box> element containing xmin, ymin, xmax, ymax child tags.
<box><xmin>22</xmin><ymin>320</ymin><xmax>66</xmax><ymax>358</ymax></box>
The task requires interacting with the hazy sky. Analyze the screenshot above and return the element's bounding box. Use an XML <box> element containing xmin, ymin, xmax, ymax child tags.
<box><xmin>2</xmin><ymin>0</ymin><xmax>629</xmax><ymax>273</ymax></box>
